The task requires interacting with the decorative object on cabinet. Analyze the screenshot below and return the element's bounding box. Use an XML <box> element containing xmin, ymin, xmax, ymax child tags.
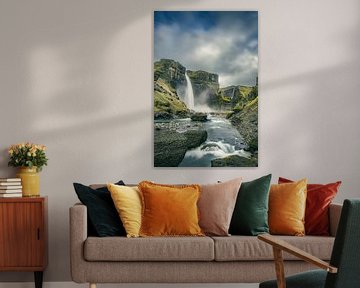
<box><xmin>0</xmin><ymin>178</ymin><xmax>22</xmax><ymax>197</ymax></box>
<box><xmin>7</xmin><ymin>143</ymin><xmax>48</xmax><ymax>197</ymax></box>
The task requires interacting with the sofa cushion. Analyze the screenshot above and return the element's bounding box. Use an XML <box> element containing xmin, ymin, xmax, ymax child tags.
<box><xmin>73</xmin><ymin>181</ymin><xmax>126</xmax><ymax>237</ymax></box>
<box><xmin>279</xmin><ymin>177</ymin><xmax>341</xmax><ymax>236</ymax></box>
<box><xmin>212</xmin><ymin>236</ymin><xmax>334</xmax><ymax>261</ymax></box>
<box><xmin>269</xmin><ymin>179</ymin><xmax>307</xmax><ymax>236</ymax></box>
<box><xmin>229</xmin><ymin>174</ymin><xmax>271</xmax><ymax>236</ymax></box>
<box><xmin>84</xmin><ymin>236</ymin><xmax>214</xmax><ymax>261</ymax></box>
<box><xmin>107</xmin><ymin>184</ymin><xmax>142</xmax><ymax>238</ymax></box>
<box><xmin>198</xmin><ymin>178</ymin><xmax>242</xmax><ymax>236</ymax></box>
<box><xmin>139</xmin><ymin>181</ymin><xmax>203</xmax><ymax>237</ymax></box>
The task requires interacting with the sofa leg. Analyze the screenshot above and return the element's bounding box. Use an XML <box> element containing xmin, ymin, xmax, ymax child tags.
<box><xmin>89</xmin><ymin>283</ymin><xmax>96</xmax><ymax>288</ymax></box>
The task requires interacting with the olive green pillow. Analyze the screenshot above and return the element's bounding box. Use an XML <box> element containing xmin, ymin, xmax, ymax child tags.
<box><xmin>229</xmin><ymin>174</ymin><xmax>272</xmax><ymax>236</ymax></box>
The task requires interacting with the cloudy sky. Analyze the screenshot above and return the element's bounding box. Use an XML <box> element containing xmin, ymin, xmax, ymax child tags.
<box><xmin>154</xmin><ymin>11</ymin><xmax>258</xmax><ymax>87</ymax></box>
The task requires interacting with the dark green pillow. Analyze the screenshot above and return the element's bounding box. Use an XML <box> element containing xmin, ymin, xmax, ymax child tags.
<box><xmin>73</xmin><ymin>181</ymin><xmax>126</xmax><ymax>237</ymax></box>
<box><xmin>229</xmin><ymin>174</ymin><xmax>272</xmax><ymax>236</ymax></box>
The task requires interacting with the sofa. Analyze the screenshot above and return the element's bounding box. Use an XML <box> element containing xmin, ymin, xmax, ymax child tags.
<box><xmin>70</xmin><ymin>201</ymin><xmax>342</xmax><ymax>287</ymax></box>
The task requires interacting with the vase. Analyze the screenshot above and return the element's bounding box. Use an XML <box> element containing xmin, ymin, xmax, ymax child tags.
<box><xmin>16</xmin><ymin>167</ymin><xmax>40</xmax><ymax>197</ymax></box>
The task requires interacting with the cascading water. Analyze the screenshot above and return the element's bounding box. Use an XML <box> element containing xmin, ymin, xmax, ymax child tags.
<box><xmin>178</xmin><ymin>114</ymin><xmax>250</xmax><ymax>167</ymax></box>
<box><xmin>185</xmin><ymin>72</ymin><xmax>195</xmax><ymax>110</ymax></box>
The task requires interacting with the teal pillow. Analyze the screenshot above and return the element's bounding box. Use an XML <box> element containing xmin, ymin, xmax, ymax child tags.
<box><xmin>229</xmin><ymin>174</ymin><xmax>272</xmax><ymax>236</ymax></box>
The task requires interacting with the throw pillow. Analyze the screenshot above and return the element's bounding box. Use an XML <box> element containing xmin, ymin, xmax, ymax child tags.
<box><xmin>138</xmin><ymin>181</ymin><xmax>203</xmax><ymax>237</ymax></box>
<box><xmin>279</xmin><ymin>177</ymin><xmax>341</xmax><ymax>236</ymax></box>
<box><xmin>73</xmin><ymin>181</ymin><xmax>126</xmax><ymax>237</ymax></box>
<box><xmin>107</xmin><ymin>183</ymin><xmax>142</xmax><ymax>238</ymax></box>
<box><xmin>229</xmin><ymin>174</ymin><xmax>272</xmax><ymax>236</ymax></box>
<box><xmin>198</xmin><ymin>178</ymin><xmax>242</xmax><ymax>236</ymax></box>
<box><xmin>269</xmin><ymin>179</ymin><xmax>307</xmax><ymax>236</ymax></box>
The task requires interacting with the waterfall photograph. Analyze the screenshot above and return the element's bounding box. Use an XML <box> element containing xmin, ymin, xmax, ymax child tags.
<box><xmin>153</xmin><ymin>11</ymin><xmax>258</xmax><ymax>167</ymax></box>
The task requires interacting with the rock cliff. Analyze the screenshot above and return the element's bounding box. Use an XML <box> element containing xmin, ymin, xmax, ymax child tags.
<box><xmin>228</xmin><ymin>93</ymin><xmax>258</xmax><ymax>154</ymax></box>
<box><xmin>219</xmin><ymin>85</ymin><xmax>256</xmax><ymax>110</ymax></box>
<box><xmin>154</xmin><ymin>59</ymin><xmax>189</xmax><ymax>119</ymax></box>
<box><xmin>154</xmin><ymin>59</ymin><xmax>186</xmax><ymax>90</ymax></box>
<box><xmin>186</xmin><ymin>70</ymin><xmax>220</xmax><ymax>109</ymax></box>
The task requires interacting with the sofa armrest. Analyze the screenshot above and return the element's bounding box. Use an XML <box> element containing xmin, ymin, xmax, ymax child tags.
<box><xmin>69</xmin><ymin>203</ymin><xmax>88</xmax><ymax>283</ymax></box>
<box><xmin>329</xmin><ymin>203</ymin><xmax>342</xmax><ymax>237</ymax></box>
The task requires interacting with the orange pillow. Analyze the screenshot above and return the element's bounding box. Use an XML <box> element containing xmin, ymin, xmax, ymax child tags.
<box><xmin>138</xmin><ymin>181</ymin><xmax>204</xmax><ymax>237</ymax></box>
<box><xmin>279</xmin><ymin>177</ymin><xmax>341</xmax><ymax>236</ymax></box>
<box><xmin>269</xmin><ymin>179</ymin><xmax>307</xmax><ymax>236</ymax></box>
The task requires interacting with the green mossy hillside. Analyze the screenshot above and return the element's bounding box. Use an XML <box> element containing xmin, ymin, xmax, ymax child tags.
<box><xmin>154</xmin><ymin>79</ymin><xmax>189</xmax><ymax>119</ymax></box>
<box><xmin>219</xmin><ymin>85</ymin><xmax>257</xmax><ymax>111</ymax></box>
<box><xmin>228</xmin><ymin>96</ymin><xmax>258</xmax><ymax>153</ymax></box>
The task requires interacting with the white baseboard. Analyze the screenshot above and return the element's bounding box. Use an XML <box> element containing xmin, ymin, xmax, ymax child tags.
<box><xmin>0</xmin><ymin>282</ymin><xmax>259</xmax><ymax>288</ymax></box>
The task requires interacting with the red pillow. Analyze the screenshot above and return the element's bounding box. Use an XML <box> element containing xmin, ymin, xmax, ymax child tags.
<box><xmin>278</xmin><ymin>177</ymin><xmax>341</xmax><ymax>236</ymax></box>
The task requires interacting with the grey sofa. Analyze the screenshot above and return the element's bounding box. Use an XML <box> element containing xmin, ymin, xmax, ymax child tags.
<box><xmin>70</xmin><ymin>203</ymin><xmax>342</xmax><ymax>288</ymax></box>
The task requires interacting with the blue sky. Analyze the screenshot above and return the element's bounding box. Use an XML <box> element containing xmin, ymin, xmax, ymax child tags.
<box><xmin>154</xmin><ymin>11</ymin><xmax>258</xmax><ymax>87</ymax></box>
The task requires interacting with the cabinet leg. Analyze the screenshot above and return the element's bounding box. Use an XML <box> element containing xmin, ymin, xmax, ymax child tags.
<box><xmin>34</xmin><ymin>271</ymin><xmax>43</xmax><ymax>288</ymax></box>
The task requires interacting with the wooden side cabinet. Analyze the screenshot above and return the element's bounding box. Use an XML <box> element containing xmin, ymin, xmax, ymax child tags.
<box><xmin>0</xmin><ymin>197</ymin><xmax>47</xmax><ymax>288</ymax></box>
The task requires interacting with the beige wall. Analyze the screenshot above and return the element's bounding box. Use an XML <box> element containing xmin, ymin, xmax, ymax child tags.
<box><xmin>0</xmin><ymin>0</ymin><xmax>359</xmax><ymax>282</ymax></box>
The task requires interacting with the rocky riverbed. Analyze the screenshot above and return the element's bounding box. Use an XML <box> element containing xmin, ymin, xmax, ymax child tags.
<box><xmin>211</xmin><ymin>155</ymin><xmax>257</xmax><ymax>167</ymax></box>
<box><xmin>155</xmin><ymin>115</ymin><xmax>257</xmax><ymax>167</ymax></box>
<box><xmin>154</xmin><ymin>127</ymin><xmax>207</xmax><ymax>167</ymax></box>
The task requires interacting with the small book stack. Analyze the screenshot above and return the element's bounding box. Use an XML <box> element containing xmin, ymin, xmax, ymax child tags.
<box><xmin>0</xmin><ymin>178</ymin><xmax>22</xmax><ymax>197</ymax></box>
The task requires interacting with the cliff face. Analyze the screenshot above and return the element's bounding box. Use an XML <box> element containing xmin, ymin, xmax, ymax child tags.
<box><xmin>153</xmin><ymin>58</ymin><xmax>258</xmax><ymax>138</ymax></box>
<box><xmin>219</xmin><ymin>85</ymin><xmax>256</xmax><ymax>110</ymax></box>
<box><xmin>154</xmin><ymin>78</ymin><xmax>189</xmax><ymax>119</ymax></box>
<box><xmin>187</xmin><ymin>70</ymin><xmax>220</xmax><ymax>109</ymax></box>
<box><xmin>154</xmin><ymin>59</ymin><xmax>186</xmax><ymax>90</ymax></box>
<box><xmin>153</xmin><ymin>59</ymin><xmax>222</xmax><ymax>115</ymax></box>
<box><xmin>187</xmin><ymin>70</ymin><xmax>219</xmax><ymax>83</ymax></box>
<box><xmin>227</xmin><ymin>85</ymin><xmax>258</xmax><ymax>153</ymax></box>
<box><xmin>154</xmin><ymin>59</ymin><xmax>189</xmax><ymax>119</ymax></box>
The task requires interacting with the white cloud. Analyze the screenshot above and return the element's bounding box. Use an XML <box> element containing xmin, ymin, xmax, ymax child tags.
<box><xmin>154</xmin><ymin>17</ymin><xmax>258</xmax><ymax>87</ymax></box>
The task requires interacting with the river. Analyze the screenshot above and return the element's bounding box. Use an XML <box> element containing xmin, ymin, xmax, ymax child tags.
<box><xmin>155</xmin><ymin>114</ymin><xmax>251</xmax><ymax>167</ymax></box>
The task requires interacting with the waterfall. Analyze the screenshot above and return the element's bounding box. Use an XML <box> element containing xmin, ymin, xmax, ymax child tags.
<box><xmin>185</xmin><ymin>72</ymin><xmax>195</xmax><ymax>110</ymax></box>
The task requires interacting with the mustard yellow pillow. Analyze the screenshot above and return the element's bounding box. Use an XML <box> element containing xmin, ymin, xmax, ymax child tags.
<box><xmin>269</xmin><ymin>179</ymin><xmax>307</xmax><ymax>236</ymax></box>
<box><xmin>138</xmin><ymin>181</ymin><xmax>203</xmax><ymax>237</ymax></box>
<box><xmin>107</xmin><ymin>183</ymin><xmax>142</xmax><ymax>238</ymax></box>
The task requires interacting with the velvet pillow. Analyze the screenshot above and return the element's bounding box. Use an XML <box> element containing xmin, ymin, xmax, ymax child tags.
<box><xmin>229</xmin><ymin>174</ymin><xmax>272</xmax><ymax>236</ymax></box>
<box><xmin>138</xmin><ymin>181</ymin><xmax>203</xmax><ymax>237</ymax></box>
<box><xmin>269</xmin><ymin>179</ymin><xmax>307</xmax><ymax>236</ymax></box>
<box><xmin>73</xmin><ymin>181</ymin><xmax>126</xmax><ymax>237</ymax></box>
<box><xmin>107</xmin><ymin>184</ymin><xmax>142</xmax><ymax>238</ymax></box>
<box><xmin>198</xmin><ymin>178</ymin><xmax>242</xmax><ymax>236</ymax></box>
<box><xmin>279</xmin><ymin>177</ymin><xmax>341</xmax><ymax>236</ymax></box>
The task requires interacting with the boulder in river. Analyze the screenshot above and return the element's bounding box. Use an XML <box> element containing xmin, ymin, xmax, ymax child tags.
<box><xmin>191</xmin><ymin>112</ymin><xmax>208</xmax><ymax>122</ymax></box>
<box><xmin>154</xmin><ymin>128</ymin><xmax>207</xmax><ymax>167</ymax></box>
<box><xmin>154</xmin><ymin>111</ymin><xmax>173</xmax><ymax>120</ymax></box>
<box><xmin>183</xmin><ymin>130</ymin><xmax>208</xmax><ymax>149</ymax></box>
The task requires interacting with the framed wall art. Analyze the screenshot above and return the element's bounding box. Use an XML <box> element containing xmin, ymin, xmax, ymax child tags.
<box><xmin>154</xmin><ymin>11</ymin><xmax>258</xmax><ymax>167</ymax></box>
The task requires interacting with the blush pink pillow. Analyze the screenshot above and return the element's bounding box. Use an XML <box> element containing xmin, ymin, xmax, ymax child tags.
<box><xmin>198</xmin><ymin>178</ymin><xmax>242</xmax><ymax>236</ymax></box>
